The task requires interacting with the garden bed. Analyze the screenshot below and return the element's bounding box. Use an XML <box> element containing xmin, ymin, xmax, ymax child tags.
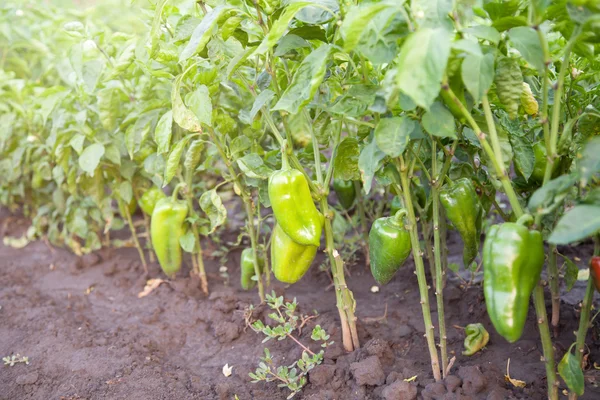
<box><xmin>1</xmin><ymin>209</ymin><xmax>598</xmax><ymax>400</ymax></box>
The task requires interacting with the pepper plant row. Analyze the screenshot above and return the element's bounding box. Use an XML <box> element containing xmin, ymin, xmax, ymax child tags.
<box><xmin>2</xmin><ymin>0</ymin><xmax>600</xmax><ymax>398</ymax></box>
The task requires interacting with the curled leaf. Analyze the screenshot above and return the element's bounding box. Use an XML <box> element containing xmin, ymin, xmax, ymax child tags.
<box><xmin>505</xmin><ymin>358</ymin><xmax>526</xmax><ymax>388</ymax></box>
<box><xmin>462</xmin><ymin>323</ymin><xmax>489</xmax><ymax>356</ymax></box>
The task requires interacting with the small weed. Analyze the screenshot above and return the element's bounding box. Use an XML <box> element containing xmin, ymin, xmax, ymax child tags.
<box><xmin>3</xmin><ymin>354</ymin><xmax>29</xmax><ymax>366</ymax></box>
<box><xmin>249</xmin><ymin>292</ymin><xmax>332</xmax><ymax>399</ymax></box>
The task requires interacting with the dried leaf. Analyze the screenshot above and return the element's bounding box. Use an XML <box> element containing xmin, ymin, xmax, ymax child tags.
<box><xmin>222</xmin><ymin>363</ymin><xmax>233</xmax><ymax>377</ymax></box>
<box><xmin>505</xmin><ymin>359</ymin><xmax>526</xmax><ymax>388</ymax></box>
<box><xmin>137</xmin><ymin>279</ymin><xmax>166</xmax><ymax>298</ymax></box>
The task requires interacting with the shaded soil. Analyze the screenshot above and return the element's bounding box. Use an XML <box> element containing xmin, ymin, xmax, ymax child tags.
<box><xmin>1</xmin><ymin>208</ymin><xmax>599</xmax><ymax>400</ymax></box>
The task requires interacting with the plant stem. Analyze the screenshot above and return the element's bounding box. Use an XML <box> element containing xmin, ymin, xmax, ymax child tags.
<box><xmin>533</xmin><ymin>284</ymin><xmax>559</xmax><ymax>400</ymax></box>
<box><xmin>134</xmin><ymin>190</ymin><xmax>155</xmax><ymax>263</ymax></box>
<box><xmin>354</xmin><ymin>179</ymin><xmax>370</xmax><ymax>266</ymax></box>
<box><xmin>120</xmin><ymin>198</ymin><xmax>148</xmax><ymax>274</ymax></box>
<box><xmin>397</xmin><ymin>159</ymin><xmax>442</xmax><ymax>381</ymax></box>
<box><xmin>306</xmin><ymin>112</ymin><xmax>359</xmax><ymax>351</ymax></box>
<box><xmin>208</xmin><ymin>129</ymin><xmax>265</xmax><ymax>302</ymax></box>
<box><xmin>574</xmin><ymin>277</ymin><xmax>595</xmax><ymax>365</ymax></box>
<box><xmin>548</xmin><ymin>246</ymin><xmax>560</xmax><ymax>336</ymax></box>
<box><xmin>431</xmin><ymin>140</ymin><xmax>449</xmax><ymax>377</ymax></box>
<box><xmin>184</xmin><ymin>174</ymin><xmax>208</xmax><ymax>294</ymax></box>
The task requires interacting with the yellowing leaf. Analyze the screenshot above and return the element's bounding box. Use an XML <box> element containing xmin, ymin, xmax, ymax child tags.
<box><xmin>138</xmin><ymin>279</ymin><xmax>166</xmax><ymax>298</ymax></box>
<box><xmin>222</xmin><ymin>364</ymin><xmax>233</xmax><ymax>377</ymax></box>
<box><xmin>505</xmin><ymin>359</ymin><xmax>526</xmax><ymax>388</ymax></box>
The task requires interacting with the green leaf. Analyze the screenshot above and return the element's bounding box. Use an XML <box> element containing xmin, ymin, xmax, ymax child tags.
<box><xmin>118</xmin><ymin>181</ymin><xmax>133</xmax><ymax>204</ymax></box>
<box><xmin>187</xmin><ymin>85</ymin><xmax>212</xmax><ymax>127</ymax></box>
<box><xmin>79</xmin><ymin>143</ymin><xmax>105</xmax><ymax>176</ymax></box>
<box><xmin>184</xmin><ymin>140</ymin><xmax>204</xmax><ymax>171</ymax></box>
<box><xmin>528</xmin><ymin>174</ymin><xmax>576</xmax><ymax>216</ymax></box>
<box><xmin>274</xmin><ymin>34</ymin><xmax>310</xmax><ymax>56</ymax></box>
<box><xmin>461</xmin><ymin>52</ymin><xmax>495</xmax><ymax>102</ymax></box>
<box><xmin>374</xmin><ymin>117</ymin><xmax>412</xmax><ymax>156</ymax></box>
<box><xmin>560</xmin><ymin>254</ymin><xmax>579</xmax><ymax>292</ymax></box>
<box><xmin>340</xmin><ymin>2</ymin><xmax>394</xmax><ymax>52</ymax></box>
<box><xmin>549</xmin><ymin>205</ymin><xmax>600</xmax><ymax>245</ymax></box>
<box><xmin>395</xmin><ymin>28</ymin><xmax>451</xmax><ymax>110</ymax></box>
<box><xmin>171</xmin><ymin>73</ymin><xmax>201</xmax><ymax>132</ymax></box>
<box><xmin>179</xmin><ymin>231</ymin><xmax>196</xmax><ymax>253</ymax></box>
<box><xmin>150</xmin><ymin>0</ymin><xmax>169</xmax><ymax>57</ymax></box>
<box><xmin>272</xmin><ymin>45</ymin><xmax>332</xmax><ymax>114</ymax></box>
<box><xmin>155</xmin><ymin>110</ymin><xmax>173</xmax><ymax>155</ymax></box>
<box><xmin>579</xmin><ymin>136</ymin><xmax>600</xmax><ymax>187</ymax></box>
<box><xmin>422</xmin><ymin>103</ymin><xmax>456</xmax><ymax>138</ymax></box>
<box><xmin>163</xmin><ymin>136</ymin><xmax>192</xmax><ymax>186</ymax></box>
<box><xmin>250</xmin><ymin>90</ymin><xmax>275</xmax><ymax>120</ymax></box>
<box><xmin>237</xmin><ymin>154</ymin><xmax>273</xmax><ymax>179</ymax></box>
<box><xmin>254</xmin><ymin>2</ymin><xmax>313</xmax><ymax>56</ymax></box>
<box><xmin>463</xmin><ymin>26</ymin><xmax>501</xmax><ymax>44</ymax></box>
<box><xmin>462</xmin><ymin>323</ymin><xmax>489</xmax><ymax>356</ymax></box>
<box><xmin>70</xmin><ymin>134</ymin><xmax>85</xmax><ymax>154</ymax></box>
<box><xmin>411</xmin><ymin>0</ymin><xmax>453</xmax><ymax>30</ymax></box>
<box><xmin>508</xmin><ymin>27</ymin><xmax>544</xmax><ymax>72</ymax></box>
<box><xmin>558</xmin><ymin>347</ymin><xmax>584</xmax><ymax>396</ymax></box>
<box><xmin>199</xmin><ymin>189</ymin><xmax>227</xmax><ymax>234</ymax></box>
<box><xmin>492</xmin><ymin>16</ymin><xmax>527</xmax><ymax>32</ymax></box>
<box><xmin>509</xmin><ymin>135</ymin><xmax>534</xmax><ymax>180</ymax></box>
<box><xmin>179</xmin><ymin>6</ymin><xmax>232</xmax><ymax>62</ymax></box>
<box><xmin>333</xmin><ymin>137</ymin><xmax>360</xmax><ymax>181</ymax></box>
<box><xmin>359</xmin><ymin>134</ymin><xmax>386</xmax><ymax>194</ymax></box>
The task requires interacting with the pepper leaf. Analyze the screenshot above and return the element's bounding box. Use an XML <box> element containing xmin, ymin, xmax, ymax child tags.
<box><xmin>163</xmin><ymin>136</ymin><xmax>192</xmax><ymax>186</ymax></box>
<box><xmin>548</xmin><ymin>205</ymin><xmax>600</xmax><ymax>245</ymax></box>
<box><xmin>199</xmin><ymin>189</ymin><xmax>227</xmax><ymax>234</ymax></box>
<box><xmin>463</xmin><ymin>323</ymin><xmax>490</xmax><ymax>356</ymax></box>
<box><xmin>333</xmin><ymin>137</ymin><xmax>360</xmax><ymax>181</ymax></box>
<box><xmin>558</xmin><ymin>347</ymin><xmax>584</xmax><ymax>396</ymax></box>
<box><xmin>375</xmin><ymin>116</ymin><xmax>413</xmax><ymax>156</ymax></box>
<box><xmin>422</xmin><ymin>103</ymin><xmax>457</xmax><ymax>138</ymax></box>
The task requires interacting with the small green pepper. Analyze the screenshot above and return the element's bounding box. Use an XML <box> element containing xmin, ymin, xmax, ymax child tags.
<box><xmin>240</xmin><ymin>248</ymin><xmax>264</xmax><ymax>290</ymax></box>
<box><xmin>333</xmin><ymin>179</ymin><xmax>356</xmax><ymax>210</ymax></box>
<box><xmin>139</xmin><ymin>186</ymin><xmax>166</xmax><ymax>216</ymax></box>
<box><xmin>151</xmin><ymin>188</ymin><xmax>188</xmax><ymax>277</ymax></box>
<box><xmin>440</xmin><ymin>178</ymin><xmax>483</xmax><ymax>266</ymax></box>
<box><xmin>483</xmin><ymin>214</ymin><xmax>544</xmax><ymax>343</ymax></box>
<box><xmin>369</xmin><ymin>210</ymin><xmax>412</xmax><ymax>285</ymax></box>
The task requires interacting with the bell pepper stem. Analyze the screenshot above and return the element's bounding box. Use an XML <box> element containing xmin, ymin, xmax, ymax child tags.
<box><xmin>119</xmin><ymin>197</ymin><xmax>148</xmax><ymax>275</ymax></box>
<box><xmin>321</xmin><ymin>197</ymin><xmax>360</xmax><ymax>351</ymax></box>
<box><xmin>134</xmin><ymin>190</ymin><xmax>155</xmax><ymax>263</ymax></box>
<box><xmin>431</xmin><ymin>140</ymin><xmax>449</xmax><ymax>378</ymax></box>
<box><xmin>549</xmin><ymin>246</ymin><xmax>560</xmax><ymax>336</ymax></box>
<box><xmin>397</xmin><ymin>159</ymin><xmax>442</xmax><ymax>382</ymax></box>
<box><xmin>533</xmin><ymin>284</ymin><xmax>559</xmax><ymax>400</ymax></box>
<box><xmin>207</xmin><ymin>128</ymin><xmax>265</xmax><ymax>302</ymax></box>
<box><xmin>354</xmin><ymin>179</ymin><xmax>370</xmax><ymax>266</ymax></box>
<box><xmin>574</xmin><ymin>277</ymin><xmax>594</xmax><ymax>367</ymax></box>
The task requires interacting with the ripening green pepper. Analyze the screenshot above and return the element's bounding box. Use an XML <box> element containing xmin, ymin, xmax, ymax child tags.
<box><xmin>240</xmin><ymin>248</ymin><xmax>264</xmax><ymax>290</ymax></box>
<box><xmin>530</xmin><ymin>141</ymin><xmax>552</xmax><ymax>183</ymax></box>
<box><xmin>151</xmin><ymin>192</ymin><xmax>188</xmax><ymax>277</ymax></box>
<box><xmin>483</xmin><ymin>215</ymin><xmax>544</xmax><ymax>343</ymax></box>
<box><xmin>271</xmin><ymin>224</ymin><xmax>317</xmax><ymax>284</ymax></box>
<box><xmin>440</xmin><ymin>178</ymin><xmax>483</xmax><ymax>266</ymax></box>
<box><xmin>268</xmin><ymin>155</ymin><xmax>323</xmax><ymax>247</ymax></box>
<box><xmin>369</xmin><ymin>210</ymin><xmax>412</xmax><ymax>285</ymax></box>
<box><xmin>333</xmin><ymin>179</ymin><xmax>356</xmax><ymax>210</ymax></box>
<box><xmin>139</xmin><ymin>186</ymin><xmax>166</xmax><ymax>216</ymax></box>
<box><xmin>390</xmin><ymin>195</ymin><xmax>402</xmax><ymax>216</ymax></box>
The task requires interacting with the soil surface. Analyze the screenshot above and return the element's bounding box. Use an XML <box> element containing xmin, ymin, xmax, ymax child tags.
<box><xmin>1</xmin><ymin>207</ymin><xmax>599</xmax><ymax>400</ymax></box>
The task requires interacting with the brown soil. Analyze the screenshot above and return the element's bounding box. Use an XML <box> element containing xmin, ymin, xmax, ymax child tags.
<box><xmin>1</xmin><ymin>208</ymin><xmax>599</xmax><ymax>400</ymax></box>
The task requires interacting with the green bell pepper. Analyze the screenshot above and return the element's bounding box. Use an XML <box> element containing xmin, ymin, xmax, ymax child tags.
<box><xmin>369</xmin><ymin>209</ymin><xmax>412</xmax><ymax>285</ymax></box>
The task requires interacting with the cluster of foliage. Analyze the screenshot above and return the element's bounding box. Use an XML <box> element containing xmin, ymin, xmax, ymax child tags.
<box><xmin>2</xmin><ymin>0</ymin><xmax>600</xmax><ymax>398</ymax></box>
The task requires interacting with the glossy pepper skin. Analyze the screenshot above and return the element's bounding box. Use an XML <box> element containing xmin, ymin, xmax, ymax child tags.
<box><xmin>530</xmin><ymin>141</ymin><xmax>548</xmax><ymax>182</ymax></box>
<box><xmin>440</xmin><ymin>178</ymin><xmax>483</xmax><ymax>266</ymax></box>
<box><xmin>268</xmin><ymin>156</ymin><xmax>323</xmax><ymax>247</ymax></box>
<box><xmin>139</xmin><ymin>186</ymin><xmax>166</xmax><ymax>216</ymax></box>
<box><xmin>333</xmin><ymin>179</ymin><xmax>356</xmax><ymax>210</ymax></box>
<box><xmin>483</xmin><ymin>215</ymin><xmax>544</xmax><ymax>343</ymax></box>
<box><xmin>369</xmin><ymin>210</ymin><xmax>412</xmax><ymax>285</ymax></box>
<box><xmin>271</xmin><ymin>224</ymin><xmax>317</xmax><ymax>284</ymax></box>
<box><xmin>151</xmin><ymin>196</ymin><xmax>188</xmax><ymax>277</ymax></box>
<box><xmin>240</xmin><ymin>248</ymin><xmax>264</xmax><ymax>290</ymax></box>
<box><xmin>590</xmin><ymin>256</ymin><xmax>600</xmax><ymax>293</ymax></box>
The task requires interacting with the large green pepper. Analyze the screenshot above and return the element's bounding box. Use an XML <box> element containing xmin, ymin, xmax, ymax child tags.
<box><xmin>139</xmin><ymin>186</ymin><xmax>166</xmax><ymax>215</ymax></box>
<box><xmin>369</xmin><ymin>210</ymin><xmax>412</xmax><ymax>285</ymax></box>
<box><xmin>271</xmin><ymin>224</ymin><xmax>317</xmax><ymax>284</ymax></box>
<box><xmin>240</xmin><ymin>248</ymin><xmax>264</xmax><ymax>290</ymax></box>
<box><xmin>268</xmin><ymin>155</ymin><xmax>323</xmax><ymax>247</ymax></box>
<box><xmin>333</xmin><ymin>179</ymin><xmax>356</xmax><ymax>210</ymax></box>
<box><xmin>483</xmin><ymin>215</ymin><xmax>544</xmax><ymax>343</ymax></box>
<box><xmin>440</xmin><ymin>178</ymin><xmax>483</xmax><ymax>266</ymax></box>
<box><xmin>151</xmin><ymin>191</ymin><xmax>188</xmax><ymax>277</ymax></box>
